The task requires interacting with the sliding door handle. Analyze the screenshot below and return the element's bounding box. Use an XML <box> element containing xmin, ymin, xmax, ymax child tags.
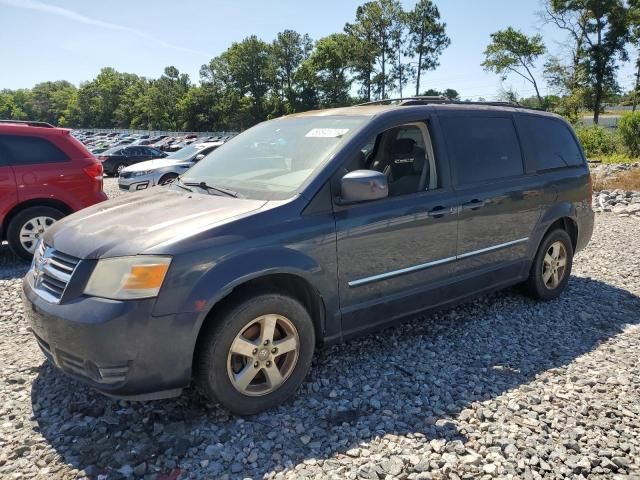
<box><xmin>461</xmin><ymin>199</ymin><xmax>486</xmax><ymax>211</ymax></box>
<box><xmin>427</xmin><ymin>206</ymin><xmax>454</xmax><ymax>218</ymax></box>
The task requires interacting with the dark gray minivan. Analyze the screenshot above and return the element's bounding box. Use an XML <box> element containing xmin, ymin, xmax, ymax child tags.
<box><xmin>23</xmin><ymin>100</ymin><xmax>594</xmax><ymax>414</ymax></box>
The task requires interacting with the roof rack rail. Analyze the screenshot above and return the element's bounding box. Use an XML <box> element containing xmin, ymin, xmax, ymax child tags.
<box><xmin>355</xmin><ymin>96</ymin><xmax>545</xmax><ymax>111</ymax></box>
<box><xmin>356</xmin><ymin>96</ymin><xmax>448</xmax><ymax>106</ymax></box>
<box><xmin>0</xmin><ymin>119</ymin><xmax>55</xmax><ymax>128</ymax></box>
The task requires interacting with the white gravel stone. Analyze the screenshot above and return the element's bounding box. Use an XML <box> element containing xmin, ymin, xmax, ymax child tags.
<box><xmin>0</xmin><ymin>178</ymin><xmax>638</xmax><ymax>479</ymax></box>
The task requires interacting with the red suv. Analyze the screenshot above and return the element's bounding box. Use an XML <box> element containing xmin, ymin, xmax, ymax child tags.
<box><xmin>0</xmin><ymin>120</ymin><xmax>107</xmax><ymax>259</ymax></box>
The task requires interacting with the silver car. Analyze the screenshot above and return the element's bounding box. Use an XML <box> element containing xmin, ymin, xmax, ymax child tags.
<box><xmin>118</xmin><ymin>141</ymin><xmax>222</xmax><ymax>192</ymax></box>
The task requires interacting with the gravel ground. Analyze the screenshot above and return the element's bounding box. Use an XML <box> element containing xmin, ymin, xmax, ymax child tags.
<box><xmin>1</xmin><ymin>178</ymin><xmax>639</xmax><ymax>479</ymax></box>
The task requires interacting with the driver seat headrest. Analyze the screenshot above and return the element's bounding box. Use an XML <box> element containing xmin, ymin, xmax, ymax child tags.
<box><xmin>388</xmin><ymin>138</ymin><xmax>415</xmax><ymax>155</ymax></box>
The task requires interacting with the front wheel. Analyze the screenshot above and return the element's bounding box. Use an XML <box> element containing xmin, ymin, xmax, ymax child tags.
<box><xmin>196</xmin><ymin>293</ymin><xmax>315</xmax><ymax>415</ymax></box>
<box><xmin>524</xmin><ymin>229</ymin><xmax>574</xmax><ymax>300</ymax></box>
<box><xmin>158</xmin><ymin>173</ymin><xmax>178</xmax><ymax>185</ymax></box>
<box><xmin>7</xmin><ymin>206</ymin><xmax>65</xmax><ymax>260</ymax></box>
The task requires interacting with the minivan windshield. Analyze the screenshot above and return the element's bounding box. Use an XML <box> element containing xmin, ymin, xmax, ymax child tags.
<box><xmin>181</xmin><ymin>115</ymin><xmax>367</xmax><ymax>200</ymax></box>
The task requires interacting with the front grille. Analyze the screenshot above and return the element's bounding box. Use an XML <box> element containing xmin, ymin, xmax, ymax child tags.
<box><xmin>119</xmin><ymin>171</ymin><xmax>133</xmax><ymax>179</ymax></box>
<box><xmin>32</xmin><ymin>243</ymin><xmax>80</xmax><ymax>303</ymax></box>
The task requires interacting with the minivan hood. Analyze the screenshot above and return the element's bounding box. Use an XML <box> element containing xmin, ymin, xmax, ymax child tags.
<box><xmin>122</xmin><ymin>158</ymin><xmax>191</xmax><ymax>172</ymax></box>
<box><xmin>45</xmin><ymin>187</ymin><xmax>267</xmax><ymax>259</ymax></box>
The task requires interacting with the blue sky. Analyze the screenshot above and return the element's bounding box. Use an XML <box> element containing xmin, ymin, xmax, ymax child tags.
<box><xmin>0</xmin><ymin>0</ymin><xmax>637</xmax><ymax>99</ymax></box>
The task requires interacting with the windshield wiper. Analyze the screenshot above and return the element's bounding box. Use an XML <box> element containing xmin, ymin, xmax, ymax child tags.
<box><xmin>183</xmin><ymin>181</ymin><xmax>238</xmax><ymax>198</ymax></box>
<box><xmin>173</xmin><ymin>178</ymin><xmax>193</xmax><ymax>192</ymax></box>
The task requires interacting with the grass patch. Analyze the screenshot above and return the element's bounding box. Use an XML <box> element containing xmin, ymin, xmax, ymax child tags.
<box><xmin>593</xmin><ymin>169</ymin><xmax>640</xmax><ymax>192</ymax></box>
<box><xmin>591</xmin><ymin>153</ymin><xmax>640</xmax><ymax>164</ymax></box>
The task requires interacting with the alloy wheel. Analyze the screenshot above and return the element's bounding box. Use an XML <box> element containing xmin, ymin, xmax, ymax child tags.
<box><xmin>226</xmin><ymin>314</ymin><xmax>300</xmax><ymax>396</ymax></box>
<box><xmin>542</xmin><ymin>240</ymin><xmax>567</xmax><ymax>290</ymax></box>
<box><xmin>19</xmin><ymin>216</ymin><xmax>55</xmax><ymax>254</ymax></box>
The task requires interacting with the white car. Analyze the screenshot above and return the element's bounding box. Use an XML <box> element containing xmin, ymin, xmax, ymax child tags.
<box><xmin>118</xmin><ymin>141</ymin><xmax>223</xmax><ymax>192</ymax></box>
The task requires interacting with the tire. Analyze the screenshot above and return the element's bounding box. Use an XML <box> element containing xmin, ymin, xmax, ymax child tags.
<box><xmin>7</xmin><ymin>206</ymin><xmax>65</xmax><ymax>260</ymax></box>
<box><xmin>114</xmin><ymin>162</ymin><xmax>126</xmax><ymax>177</ymax></box>
<box><xmin>196</xmin><ymin>292</ymin><xmax>315</xmax><ymax>415</ymax></box>
<box><xmin>158</xmin><ymin>173</ymin><xmax>178</xmax><ymax>185</ymax></box>
<box><xmin>524</xmin><ymin>229</ymin><xmax>574</xmax><ymax>301</ymax></box>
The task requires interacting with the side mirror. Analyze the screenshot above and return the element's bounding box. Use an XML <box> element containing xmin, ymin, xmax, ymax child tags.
<box><xmin>194</xmin><ymin>154</ymin><xmax>205</xmax><ymax>161</ymax></box>
<box><xmin>340</xmin><ymin>170</ymin><xmax>388</xmax><ymax>204</ymax></box>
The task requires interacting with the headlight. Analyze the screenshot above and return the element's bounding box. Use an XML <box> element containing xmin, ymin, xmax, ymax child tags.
<box><xmin>84</xmin><ymin>256</ymin><xmax>171</xmax><ymax>300</ymax></box>
<box><xmin>134</xmin><ymin>170</ymin><xmax>153</xmax><ymax>177</ymax></box>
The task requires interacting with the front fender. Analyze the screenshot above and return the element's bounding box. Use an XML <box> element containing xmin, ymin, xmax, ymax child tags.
<box><xmin>154</xmin><ymin>240</ymin><xmax>336</xmax><ymax>316</ymax></box>
<box><xmin>152</xmin><ymin>245</ymin><xmax>337</xmax><ymax>358</ymax></box>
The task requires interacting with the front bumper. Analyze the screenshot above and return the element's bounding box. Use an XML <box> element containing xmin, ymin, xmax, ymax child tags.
<box><xmin>118</xmin><ymin>174</ymin><xmax>155</xmax><ymax>192</ymax></box>
<box><xmin>22</xmin><ymin>277</ymin><xmax>199</xmax><ymax>400</ymax></box>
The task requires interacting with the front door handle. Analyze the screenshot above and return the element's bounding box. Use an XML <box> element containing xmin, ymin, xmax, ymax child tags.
<box><xmin>461</xmin><ymin>199</ymin><xmax>486</xmax><ymax>211</ymax></box>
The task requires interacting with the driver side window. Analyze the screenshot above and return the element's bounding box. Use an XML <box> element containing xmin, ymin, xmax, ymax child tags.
<box><xmin>337</xmin><ymin>122</ymin><xmax>437</xmax><ymax>198</ymax></box>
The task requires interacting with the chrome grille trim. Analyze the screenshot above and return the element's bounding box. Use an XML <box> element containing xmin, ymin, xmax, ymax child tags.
<box><xmin>31</xmin><ymin>244</ymin><xmax>81</xmax><ymax>303</ymax></box>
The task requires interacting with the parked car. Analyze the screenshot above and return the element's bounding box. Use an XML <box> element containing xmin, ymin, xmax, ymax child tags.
<box><xmin>0</xmin><ymin>120</ymin><xmax>106</xmax><ymax>259</ymax></box>
<box><xmin>118</xmin><ymin>141</ymin><xmax>223</xmax><ymax>191</ymax></box>
<box><xmin>22</xmin><ymin>101</ymin><xmax>594</xmax><ymax>414</ymax></box>
<box><xmin>97</xmin><ymin>145</ymin><xmax>167</xmax><ymax>176</ymax></box>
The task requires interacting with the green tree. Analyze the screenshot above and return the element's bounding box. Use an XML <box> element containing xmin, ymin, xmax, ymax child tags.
<box><xmin>443</xmin><ymin>88</ymin><xmax>460</xmax><ymax>100</ymax></box>
<box><xmin>346</xmin><ymin>0</ymin><xmax>403</xmax><ymax>100</ymax></box>
<box><xmin>482</xmin><ymin>27</ymin><xmax>547</xmax><ymax>107</ymax></box>
<box><xmin>144</xmin><ymin>66</ymin><xmax>191</xmax><ymax>130</ymax></box>
<box><xmin>271</xmin><ymin>30</ymin><xmax>313</xmax><ymax>110</ymax></box>
<box><xmin>420</xmin><ymin>88</ymin><xmax>460</xmax><ymax>99</ymax></box>
<box><xmin>292</xmin><ymin>60</ymin><xmax>319</xmax><ymax>112</ymax></box>
<box><xmin>309</xmin><ymin>34</ymin><xmax>354</xmax><ymax>107</ymax></box>
<box><xmin>0</xmin><ymin>89</ymin><xmax>30</xmax><ymax>120</ymax></box>
<box><xmin>199</xmin><ymin>51</ymin><xmax>258</xmax><ymax>129</ymax></box>
<box><xmin>548</xmin><ymin>0</ymin><xmax>629</xmax><ymax>123</ymax></box>
<box><xmin>405</xmin><ymin>0</ymin><xmax>450</xmax><ymax>97</ymax></box>
<box><xmin>223</xmin><ymin>36</ymin><xmax>272</xmax><ymax>122</ymax></box>
<box><xmin>629</xmin><ymin>0</ymin><xmax>640</xmax><ymax>111</ymax></box>
<box><xmin>29</xmin><ymin>81</ymin><xmax>77</xmax><ymax>125</ymax></box>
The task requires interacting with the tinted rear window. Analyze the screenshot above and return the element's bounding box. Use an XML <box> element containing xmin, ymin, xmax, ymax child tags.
<box><xmin>441</xmin><ymin>116</ymin><xmax>524</xmax><ymax>185</ymax></box>
<box><xmin>519</xmin><ymin>115</ymin><xmax>584</xmax><ymax>170</ymax></box>
<box><xmin>0</xmin><ymin>134</ymin><xmax>70</xmax><ymax>165</ymax></box>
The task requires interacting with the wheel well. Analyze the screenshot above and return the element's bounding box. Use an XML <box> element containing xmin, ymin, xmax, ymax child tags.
<box><xmin>546</xmin><ymin>217</ymin><xmax>578</xmax><ymax>250</ymax></box>
<box><xmin>159</xmin><ymin>172</ymin><xmax>178</xmax><ymax>182</ymax></box>
<box><xmin>2</xmin><ymin>199</ymin><xmax>72</xmax><ymax>240</ymax></box>
<box><xmin>192</xmin><ymin>273</ymin><xmax>326</xmax><ymax>379</ymax></box>
<box><xmin>195</xmin><ymin>272</ymin><xmax>325</xmax><ymax>349</ymax></box>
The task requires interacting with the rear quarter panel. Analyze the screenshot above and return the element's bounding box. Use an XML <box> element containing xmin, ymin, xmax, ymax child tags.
<box><xmin>14</xmin><ymin>132</ymin><xmax>105</xmax><ymax>211</ymax></box>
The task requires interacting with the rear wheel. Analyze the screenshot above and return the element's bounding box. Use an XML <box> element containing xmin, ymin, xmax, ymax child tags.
<box><xmin>158</xmin><ymin>173</ymin><xmax>178</xmax><ymax>185</ymax></box>
<box><xmin>196</xmin><ymin>292</ymin><xmax>315</xmax><ymax>415</ymax></box>
<box><xmin>524</xmin><ymin>229</ymin><xmax>573</xmax><ymax>300</ymax></box>
<box><xmin>7</xmin><ymin>206</ymin><xmax>64</xmax><ymax>260</ymax></box>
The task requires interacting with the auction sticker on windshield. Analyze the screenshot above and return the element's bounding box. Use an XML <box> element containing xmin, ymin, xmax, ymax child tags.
<box><xmin>305</xmin><ymin>128</ymin><xmax>350</xmax><ymax>138</ymax></box>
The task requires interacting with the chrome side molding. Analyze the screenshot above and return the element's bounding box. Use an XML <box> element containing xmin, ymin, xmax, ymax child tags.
<box><xmin>348</xmin><ymin>237</ymin><xmax>529</xmax><ymax>287</ymax></box>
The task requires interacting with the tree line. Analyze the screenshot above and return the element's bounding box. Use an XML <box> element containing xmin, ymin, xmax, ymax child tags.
<box><xmin>0</xmin><ymin>0</ymin><xmax>450</xmax><ymax>131</ymax></box>
<box><xmin>1</xmin><ymin>0</ymin><xmax>639</xmax><ymax>130</ymax></box>
<box><xmin>483</xmin><ymin>0</ymin><xmax>640</xmax><ymax>124</ymax></box>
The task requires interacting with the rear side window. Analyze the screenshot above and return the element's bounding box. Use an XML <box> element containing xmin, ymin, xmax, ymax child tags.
<box><xmin>519</xmin><ymin>115</ymin><xmax>584</xmax><ymax>170</ymax></box>
<box><xmin>145</xmin><ymin>147</ymin><xmax>161</xmax><ymax>156</ymax></box>
<box><xmin>441</xmin><ymin>116</ymin><xmax>524</xmax><ymax>185</ymax></box>
<box><xmin>0</xmin><ymin>135</ymin><xmax>70</xmax><ymax>165</ymax></box>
